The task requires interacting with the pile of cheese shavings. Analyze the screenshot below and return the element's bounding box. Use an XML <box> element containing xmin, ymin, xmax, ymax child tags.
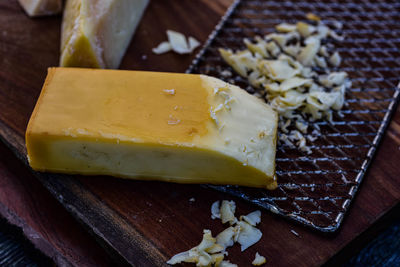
<box><xmin>153</xmin><ymin>30</ymin><xmax>200</xmax><ymax>55</ymax></box>
<box><xmin>219</xmin><ymin>14</ymin><xmax>351</xmax><ymax>154</ymax></box>
<box><xmin>167</xmin><ymin>200</ymin><xmax>266</xmax><ymax>266</ymax></box>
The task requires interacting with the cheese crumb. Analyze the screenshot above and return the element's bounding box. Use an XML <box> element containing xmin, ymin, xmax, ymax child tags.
<box><xmin>167</xmin><ymin>115</ymin><xmax>181</xmax><ymax>125</ymax></box>
<box><xmin>210</xmin><ymin>108</ymin><xmax>219</xmax><ymax>126</ymax></box>
<box><xmin>221</xmin><ymin>70</ymin><xmax>232</xmax><ymax>77</ymax></box>
<box><xmin>252</xmin><ymin>252</ymin><xmax>267</xmax><ymax>266</ymax></box>
<box><xmin>163</xmin><ymin>89</ymin><xmax>176</xmax><ymax>95</ymax></box>
<box><xmin>290</xmin><ymin>229</ymin><xmax>300</xmax><ymax>237</ymax></box>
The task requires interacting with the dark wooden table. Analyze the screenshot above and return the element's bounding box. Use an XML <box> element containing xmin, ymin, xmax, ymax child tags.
<box><xmin>0</xmin><ymin>0</ymin><xmax>399</xmax><ymax>266</ymax></box>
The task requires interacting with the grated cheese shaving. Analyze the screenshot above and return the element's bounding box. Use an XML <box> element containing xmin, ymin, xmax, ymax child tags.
<box><xmin>276</xmin><ymin>23</ymin><xmax>297</xmax><ymax>33</ymax></box>
<box><xmin>219</xmin><ymin>261</ymin><xmax>238</xmax><ymax>267</ymax></box>
<box><xmin>216</xmin><ymin>226</ymin><xmax>235</xmax><ymax>249</ymax></box>
<box><xmin>252</xmin><ymin>252</ymin><xmax>267</xmax><ymax>266</ymax></box>
<box><xmin>188</xmin><ymin>36</ymin><xmax>201</xmax><ymax>51</ymax></box>
<box><xmin>297</xmin><ymin>21</ymin><xmax>316</xmax><ymax>37</ymax></box>
<box><xmin>297</xmin><ymin>36</ymin><xmax>320</xmax><ymax>66</ymax></box>
<box><xmin>236</xmin><ymin>221</ymin><xmax>263</xmax><ymax>251</ymax></box>
<box><xmin>152</xmin><ymin>41</ymin><xmax>171</xmax><ymax>54</ymax></box>
<box><xmin>240</xmin><ymin>210</ymin><xmax>261</xmax><ymax>226</ymax></box>
<box><xmin>167</xmin><ymin>30</ymin><xmax>191</xmax><ymax>54</ymax></box>
<box><xmin>211</xmin><ymin>201</ymin><xmax>221</xmax><ymax>219</ymax></box>
<box><xmin>220</xmin><ymin>200</ymin><xmax>237</xmax><ymax>225</ymax></box>
<box><xmin>306</xmin><ymin>13</ymin><xmax>321</xmax><ymax>22</ymax></box>
<box><xmin>152</xmin><ymin>30</ymin><xmax>200</xmax><ymax>55</ymax></box>
<box><xmin>329</xmin><ymin>51</ymin><xmax>341</xmax><ymax>67</ymax></box>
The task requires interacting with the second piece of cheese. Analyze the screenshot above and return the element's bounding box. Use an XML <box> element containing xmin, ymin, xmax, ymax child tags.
<box><xmin>18</xmin><ymin>0</ymin><xmax>62</xmax><ymax>17</ymax></box>
<box><xmin>60</xmin><ymin>0</ymin><xmax>149</xmax><ymax>69</ymax></box>
<box><xmin>26</xmin><ymin>68</ymin><xmax>278</xmax><ymax>189</ymax></box>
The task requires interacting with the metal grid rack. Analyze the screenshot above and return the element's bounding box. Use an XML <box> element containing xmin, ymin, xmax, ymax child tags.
<box><xmin>187</xmin><ymin>0</ymin><xmax>400</xmax><ymax>232</ymax></box>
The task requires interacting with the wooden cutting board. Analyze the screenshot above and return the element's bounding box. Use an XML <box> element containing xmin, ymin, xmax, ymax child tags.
<box><xmin>0</xmin><ymin>0</ymin><xmax>399</xmax><ymax>266</ymax></box>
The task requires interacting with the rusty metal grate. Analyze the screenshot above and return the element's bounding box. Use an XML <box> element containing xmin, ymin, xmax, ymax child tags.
<box><xmin>187</xmin><ymin>0</ymin><xmax>400</xmax><ymax>232</ymax></box>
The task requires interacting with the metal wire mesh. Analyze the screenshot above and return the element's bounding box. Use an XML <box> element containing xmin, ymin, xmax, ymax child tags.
<box><xmin>187</xmin><ymin>0</ymin><xmax>400</xmax><ymax>232</ymax></box>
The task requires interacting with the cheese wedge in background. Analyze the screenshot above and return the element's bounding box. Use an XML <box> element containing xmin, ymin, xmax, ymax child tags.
<box><xmin>18</xmin><ymin>0</ymin><xmax>62</xmax><ymax>17</ymax></box>
<box><xmin>26</xmin><ymin>68</ymin><xmax>278</xmax><ymax>189</ymax></box>
<box><xmin>60</xmin><ymin>0</ymin><xmax>149</xmax><ymax>69</ymax></box>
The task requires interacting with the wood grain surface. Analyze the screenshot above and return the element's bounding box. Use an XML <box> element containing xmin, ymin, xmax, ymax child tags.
<box><xmin>0</xmin><ymin>140</ymin><xmax>115</xmax><ymax>266</ymax></box>
<box><xmin>0</xmin><ymin>0</ymin><xmax>399</xmax><ymax>266</ymax></box>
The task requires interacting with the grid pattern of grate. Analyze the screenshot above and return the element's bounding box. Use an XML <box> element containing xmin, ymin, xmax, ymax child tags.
<box><xmin>188</xmin><ymin>0</ymin><xmax>400</xmax><ymax>232</ymax></box>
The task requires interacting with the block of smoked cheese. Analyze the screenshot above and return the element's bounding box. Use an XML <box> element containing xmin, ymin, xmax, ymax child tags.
<box><xmin>60</xmin><ymin>0</ymin><xmax>149</xmax><ymax>69</ymax></box>
<box><xmin>18</xmin><ymin>0</ymin><xmax>62</xmax><ymax>17</ymax></box>
<box><xmin>26</xmin><ymin>68</ymin><xmax>278</xmax><ymax>189</ymax></box>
